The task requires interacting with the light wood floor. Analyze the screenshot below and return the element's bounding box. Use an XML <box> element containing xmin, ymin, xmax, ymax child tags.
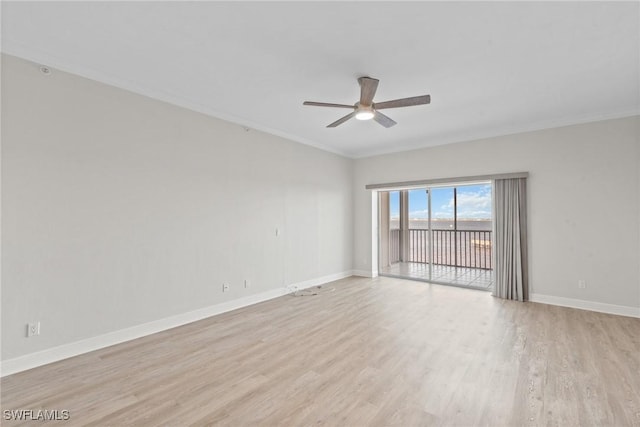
<box><xmin>2</xmin><ymin>276</ymin><xmax>640</xmax><ymax>426</ymax></box>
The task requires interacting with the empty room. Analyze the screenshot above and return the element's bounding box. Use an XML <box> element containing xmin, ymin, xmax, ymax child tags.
<box><xmin>1</xmin><ymin>2</ymin><xmax>639</xmax><ymax>426</ymax></box>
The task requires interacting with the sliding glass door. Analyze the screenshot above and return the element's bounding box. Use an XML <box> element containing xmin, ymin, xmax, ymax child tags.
<box><xmin>378</xmin><ymin>182</ymin><xmax>494</xmax><ymax>290</ymax></box>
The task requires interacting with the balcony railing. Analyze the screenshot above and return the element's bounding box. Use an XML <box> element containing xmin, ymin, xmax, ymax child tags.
<box><xmin>390</xmin><ymin>229</ymin><xmax>492</xmax><ymax>270</ymax></box>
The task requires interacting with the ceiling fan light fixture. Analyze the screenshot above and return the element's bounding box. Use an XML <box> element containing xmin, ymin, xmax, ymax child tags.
<box><xmin>355</xmin><ymin>107</ymin><xmax>374</xmax><ymax>121</ymax></box>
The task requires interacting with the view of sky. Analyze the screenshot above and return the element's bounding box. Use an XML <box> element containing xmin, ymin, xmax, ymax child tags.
<box><xmin>389</xmin><ymin>184</ymin><xmax>492</xmax><ymax>220</ymax></box>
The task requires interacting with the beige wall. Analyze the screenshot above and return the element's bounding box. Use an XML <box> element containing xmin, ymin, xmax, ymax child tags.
<box><xmin>353</xmin><ymin>116</ymin><xmax>640</xmax><ymax>310</ymax></box>
<box><xmin>1</xmin><ymin>55</ymin><xmax>353</xmax><ymax>360</ymax></box>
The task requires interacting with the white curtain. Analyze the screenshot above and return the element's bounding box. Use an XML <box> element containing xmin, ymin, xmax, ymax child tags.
<box><xmin>492</xmin><ymin>178</ymin><xmax>528</xmax><ymax>301</ymax></box>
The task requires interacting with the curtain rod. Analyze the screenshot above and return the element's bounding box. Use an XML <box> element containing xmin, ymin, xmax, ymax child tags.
<box><xmin>365</xmin><ymin>172</ymin><xmax>529</xmax><ymax>190</ymax></box>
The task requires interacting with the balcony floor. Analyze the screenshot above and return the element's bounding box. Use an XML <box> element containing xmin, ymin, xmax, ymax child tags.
<box><xmin>379</xmin><ymin>262</ymin><xmax>494</xmax><ymax>290</ymax></box>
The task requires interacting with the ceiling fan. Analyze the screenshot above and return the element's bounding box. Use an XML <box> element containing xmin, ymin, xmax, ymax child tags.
<box><xmin>303</xmin><ymin>77</ymin><xmax>430</xmax><ymax>128</ymax></box>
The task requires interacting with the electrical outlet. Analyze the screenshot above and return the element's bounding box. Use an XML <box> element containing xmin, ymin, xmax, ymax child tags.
<box><xmin>222</xmin><ymin>283</ymin><xmax>230</xmax><ymax>292</ymax></box>
<box><xmin>27</xmin><ymin>322</ymin><xmax>40</xmax><ymax>337</ymax></box>
<box><xmin>578</xmin><ymin>280</ymin><xmax>586</xmax><ymax>289</ymax></box>
<box><xmin>244</xmin><ymin>279</ymin><xmax>249</xmax><ymax>289</ymax></box>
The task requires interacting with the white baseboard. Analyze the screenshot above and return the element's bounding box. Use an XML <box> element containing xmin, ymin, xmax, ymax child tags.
<box><xmin>1</xmin><ymin>270</ymin><xmax>353</xmax><ymax>377</ymax></box>
<box><xmin>351</xmin><ymin>269</ymin><xmax>376</xmax><ymax>278</ymax></box>
<box><xmin>529</xmin><ymin>293</ymin><xmax>640</xmax><ymax>318</ymax></box>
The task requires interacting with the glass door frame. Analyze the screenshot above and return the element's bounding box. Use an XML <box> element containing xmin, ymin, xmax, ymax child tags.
<box><xmin>377</xmin><ymin>180</ymin><xmax>493</xmax><ymax>290</ymax></box>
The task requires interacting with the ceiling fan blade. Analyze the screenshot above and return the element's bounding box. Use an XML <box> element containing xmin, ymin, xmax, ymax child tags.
<box><xmin>373</xmin><ymin>111</ymin><xmax>397</xmax><ymax>128</ymax></box>
<box><xmin>374</xmin><ymin>95</ymin><xmax>431</xmax><ymax>110</ymax></box>
<box><xmin>327</xmin><ymin>112</ymin><xmax>356</xmax><ymax>128</ymax></box>
<box><xmin>303</xmin><ymin>101</ymin><xmax>355</xmax><ymax>109</ymax></box>
<box><xmin>358</xmin><ymin>77</ymin><xmax>379</xmax><ymax>106</ymax></box>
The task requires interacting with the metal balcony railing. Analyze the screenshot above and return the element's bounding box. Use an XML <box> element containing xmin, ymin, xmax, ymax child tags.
<box><xmin>390</xmin><ymin>229</ymin><xmax>493</xmax><ymax>270</ymax></box>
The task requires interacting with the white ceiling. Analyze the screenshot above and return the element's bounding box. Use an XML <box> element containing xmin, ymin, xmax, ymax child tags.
<box><xmin>2</xmin><ymin>1</ymin><xmax>639</xmax><ymax>158</ymax></box>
